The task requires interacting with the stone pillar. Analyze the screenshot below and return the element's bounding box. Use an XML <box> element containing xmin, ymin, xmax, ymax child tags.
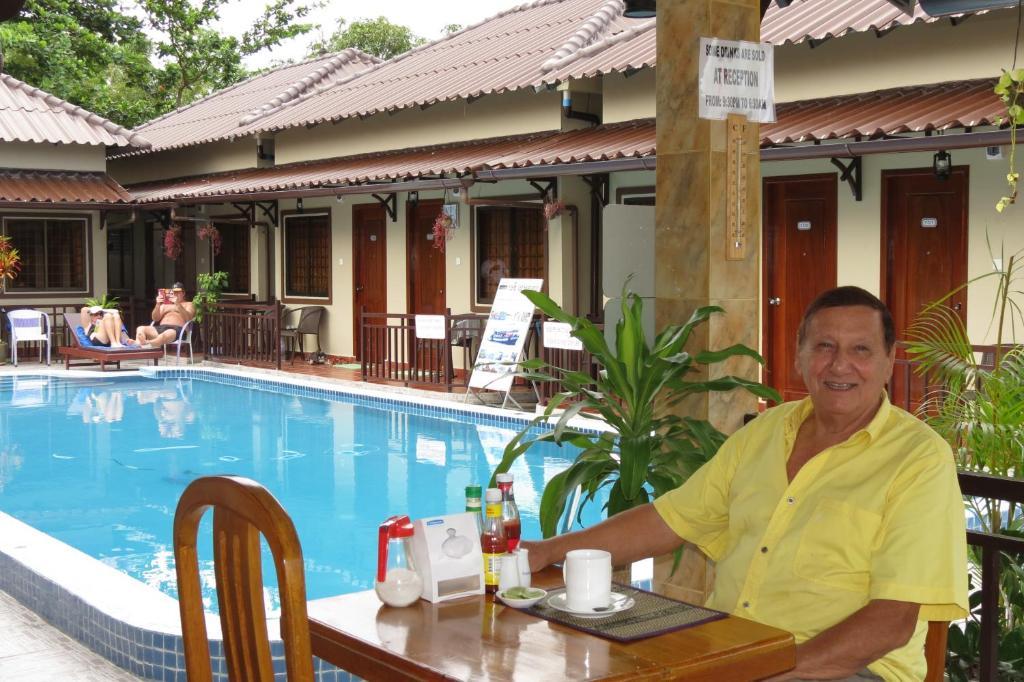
<box><xmin>656</xmin><ymin>0</ymin><xmax>762</xmax><ymax>434</ymax></box>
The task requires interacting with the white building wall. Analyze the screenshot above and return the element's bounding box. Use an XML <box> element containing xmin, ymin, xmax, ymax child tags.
<box><xmin>0</xmin><ymin>143</ymin><xmax>107</xmax><ymax>172</ymax></box>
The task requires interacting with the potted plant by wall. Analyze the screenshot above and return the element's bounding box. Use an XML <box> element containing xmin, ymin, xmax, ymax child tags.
<box><xmin>490</xmin><ymin>285</ymin><xmax>779</xmax><ymax>537</ymax></box>
<box><xmin>192</xmin><ymin>271</ymin><xmax>228</xmax><ymax>354</ymax></box>
<box><xmin>905</xmin><ymin>244</ymin><xmax>1024</xmax><ymax>679</ymax></box>
<box><xmin>0</xmin><ymin>235</ymin><xmax>22</xmax><ymax>364</ymax></box>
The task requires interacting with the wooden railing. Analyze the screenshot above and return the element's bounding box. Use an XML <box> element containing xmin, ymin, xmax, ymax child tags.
<box><xmin>958</xmin><ymin>471</ymin><xmax>1024</xmax><ymax>681</ymax></box>
<box><xmin>360</xmin><ymin>309</ymin><xmax>491</xmax><ymax>391</ymax></box>
<box><xmin>200</xmin><ymin>301</ymin><xmax>282</xmax><ymax>369</ymax></box>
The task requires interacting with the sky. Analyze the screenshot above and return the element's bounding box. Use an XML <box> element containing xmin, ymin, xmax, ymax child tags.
<box><xmin>214</xmin><ymin>0</ymin><xmax>526</xmax><ymax>69</ymax></box>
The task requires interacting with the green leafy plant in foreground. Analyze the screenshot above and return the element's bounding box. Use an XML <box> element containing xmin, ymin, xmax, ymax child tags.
<box><xmin>490</xmin><ymin>287</ymin><xmax>779</xmax><ymax>538</ymax></box>
<box><xmin>905</xmin><ymin>243</ymin><xmax>1024</xmax><ymax>680</ymax></box>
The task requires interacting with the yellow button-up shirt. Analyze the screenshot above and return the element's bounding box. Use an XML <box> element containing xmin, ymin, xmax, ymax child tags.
<box><xmin>653</xmin><ymin>396</ymin><xmax>968</xmax><ymax>681</ymax></box>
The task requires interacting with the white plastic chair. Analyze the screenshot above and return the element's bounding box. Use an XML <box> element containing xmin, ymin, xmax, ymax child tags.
<box><xmin>7</xmin><ymin>309</ymin><xmax>50</xmax><ymax>366</ymax></box>
<box><xmin>165</xmin><ymin>319</ymin><xmax>194</xmax><ymax>364</ymax></box>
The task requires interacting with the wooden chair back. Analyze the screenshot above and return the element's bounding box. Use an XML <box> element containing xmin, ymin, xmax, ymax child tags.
<box><xmin>173</xmin><ymin>475</ymin><xmax>314</xmax><ymax>682</ymax></box>
<box><xmin>924</xmin><ymin>620</ymin><xmax>948</xmax><ymax>682</ymax></box>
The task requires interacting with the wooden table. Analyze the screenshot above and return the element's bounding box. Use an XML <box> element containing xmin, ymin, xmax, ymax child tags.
<box><xmin>308</xmin><ymin>567</ymin><xmax>795</xmax><ymax>681</ymax></box>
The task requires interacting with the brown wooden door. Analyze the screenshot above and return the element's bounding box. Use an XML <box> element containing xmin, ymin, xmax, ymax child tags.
<box><xmin>762</xmin><ymin>174</ymin><xmax>838</xmax><ymax>403</ymax></box>
<box><xmin>407</xmin><ymin>199</ymin><xmax>446</xmax><ymax>314</ymax></box>
<box><xmin>407</xmin><ymin>199</ymin><xmax>446</xmax><ymax>376</ymax></box>
<box><xmin>882</xmin><ymin>168</ymin><xmax>968</xmax><ymax>410</ymax></box>
<box><xmin>353</xmin><ymin>203</ymin><xmax>388</xmax><ymax>360</ymax></box>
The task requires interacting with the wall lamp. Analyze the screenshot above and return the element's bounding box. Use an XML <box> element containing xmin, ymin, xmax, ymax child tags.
<box><xmin>408</xmin><ymin>190</ymin><xmax>419</xmax><ymax>206</ymax></box>
<box><xmin>296</xmin><ymin>197</ymin><xmax>304</xmax><ymax>213</ymax></box>
<box><xmin>623</xmin><ymin>0</ymin><xmax>655</xmax><ymax>18</ymax></box>
<box><xmin>933</xmin><ymin>150</ymin><xmax>952</xmax><ymax>180</ymax></box>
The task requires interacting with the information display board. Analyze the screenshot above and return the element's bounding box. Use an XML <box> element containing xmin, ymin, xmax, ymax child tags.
<box><xmin>698</xmin><ymin>37</ymin><xmax>775</xmax><ymax>123</ymax></box>
<box><xmin>468</xmin><ymin>278</ymin><xmax>543</xmax><ymax>394</ymax></box>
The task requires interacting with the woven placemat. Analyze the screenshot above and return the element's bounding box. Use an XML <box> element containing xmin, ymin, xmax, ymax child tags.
<box><xmin>525</xmin><ymin>583</ymin><xmax>726</xmax><ymax>643</ymax></box>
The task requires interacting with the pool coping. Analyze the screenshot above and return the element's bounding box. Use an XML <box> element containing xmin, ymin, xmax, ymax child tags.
<box><xmin>0</xmin><ymin>364</ymin><xmax>610</xmax><ymax>680</ymax></box>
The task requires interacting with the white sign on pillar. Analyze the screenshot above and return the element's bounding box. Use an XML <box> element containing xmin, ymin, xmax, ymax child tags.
<box><xmin>698</xmin><ymin>37</ymin><xmax>776</xmax><ymax>123</ymax></box>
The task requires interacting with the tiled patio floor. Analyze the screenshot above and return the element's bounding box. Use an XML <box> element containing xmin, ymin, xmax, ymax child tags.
<box><xmin>0</xmin><ymin>590</ymin><xmax>141</xmax><ymax>681</ymax></box>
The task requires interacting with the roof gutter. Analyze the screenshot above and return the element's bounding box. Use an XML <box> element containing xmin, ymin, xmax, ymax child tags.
<box><xmin>147</xmin><ymin>176</ymin><xmax>474</xmax><ymax>205</ymax></box>
<box><xmin>474</xmin><ymin>156</ymin><xmax>657</xmax><ymax>180</ymax></box>
<box><xmin>0</xmin><ymin>200</ymin><xmax>142</xmax><ymax>210</ymax></box>
<box><xmin>760</xmin><ymin>129</ymin><xmax>1011</xmax><ymax>161</ymax></box>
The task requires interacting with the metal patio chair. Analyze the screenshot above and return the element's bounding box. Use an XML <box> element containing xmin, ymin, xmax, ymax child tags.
<box><xmin>8</xmin><ymin>308</ymin><xmax>51</xmax><ymax>366</ymax></box>
<box><xmin>164</xmin><ymin>319</ymin><xmax>194</xmax><ymax>364</ymax></box>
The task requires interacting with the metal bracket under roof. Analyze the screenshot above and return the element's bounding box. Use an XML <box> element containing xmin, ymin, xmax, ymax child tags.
<box><xmin>582</xmin><ymin>174</ymin><xmax>610</xmax><ymax>207</ymax></box>
<box><xmin>528</xmin><ymin>178</ymin><xmax>558</xmax><ymax>202</ymax></box>
<box><xmin>830</xmin><ymin>157</ymin><xmax>863</xmax><ymax>201</ymax></box>
<box><xmin>255</xmin><ymin>200</ymin><xmax>278</xmax><ymax>226</ymax></box>
<box><xmin>232</xmin><ymin>202</ymin><xmax>255</xmax><ymax>225</ymax></box>
<box><xmin>146</xmin><ymin>210</ymin><xmax>170</xmax><ymax>230</ymax></box>
<box><xmin>372</xmin><ymin>192</ymin><xmax>397</xmax><ymax>222</ymax></box>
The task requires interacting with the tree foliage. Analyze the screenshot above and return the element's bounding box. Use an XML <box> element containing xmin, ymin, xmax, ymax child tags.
<box><xmin>308</xmin><ymin>16</ymin><xmax>425</xmax><ymax>60</ymax></box>
<box><xmin>0</xmin><ymin>0</ymin><xmax>316</xmax><ymax>128</ymax></box>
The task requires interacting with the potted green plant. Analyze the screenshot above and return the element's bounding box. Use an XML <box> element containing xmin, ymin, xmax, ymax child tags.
<box><xmin>0</xmin><ymin>235</ymin><xmax>22</xmax><ymax>364</ymax></box>
<box><xmin>192</xmin><ymin>271</ymin><xmax>228</xmax><ymax>355</ymax></box>
<box><xmin>905</xmin><ymin>244</ymin><xmax>1024</xmax><ymax>679</ymax></box>
<box><xmin>490</xmin><ymin>286</ymin><xmax>779</xmax><ymax>537</ymax></box>
<box><xmin>84</xmin><ymin>293</ymin><xmax>121</xmax><ymax>312</ymax></box>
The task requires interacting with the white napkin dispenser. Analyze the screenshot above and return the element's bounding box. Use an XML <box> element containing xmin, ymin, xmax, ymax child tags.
<box><xmin>410</xmin><ymin>512</ymin><xmax>484</xmax><ymax>603</ymax></box>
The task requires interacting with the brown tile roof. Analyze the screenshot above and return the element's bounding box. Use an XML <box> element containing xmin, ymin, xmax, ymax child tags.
<box><xmin>763</xmin><ymin>78</ymin><xmax>1004</xmax><ymax>145</ymax></box>
<box><xmin>124</xmin><ymin>75</ymin><xmax>1009</xmax><ymax>203</ymax></box>
<box><xmin>0</xmin><ymin>74</ymin><xmax>149</xmax><ymax>148</ymax></box>
<box><xmin>0</xmin><ymin>170</ymin><xmax>132</xmax><ymax>204</ymax></box>
<box><xmin>120</xmin><ymin>49</ymin><xmax>380</xmax><ymax>157</ymax></box>
<box><xmin>761</xmin><ymin>0</ymin><xmax>1003</xmax><ymax>46</ymax></box>
<box><xmin>125</xmin><ymin>119</ymin><xmax>656</xmax><ymax>202</ymax></box>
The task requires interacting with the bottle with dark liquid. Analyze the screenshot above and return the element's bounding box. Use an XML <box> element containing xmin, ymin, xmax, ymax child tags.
<box><xmin>495</xmin><ymin>473</ymin><xmax>521</xmax><ymax>552</ymax></box>
<box><xmin>481</xmin><ymin>488</ymin><xmax>506</xmax><ymax>594</ymax></box>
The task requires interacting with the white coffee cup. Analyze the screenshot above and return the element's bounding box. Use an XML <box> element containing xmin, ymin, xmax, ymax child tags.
<box><xmin>562</xmin><ymin>549</ymin><xmax>612</xmax><ymax>611</ymax></box>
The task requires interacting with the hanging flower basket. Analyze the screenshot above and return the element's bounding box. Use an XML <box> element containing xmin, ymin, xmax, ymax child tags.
<box><xmin>543</xmin><ymin>199</ymin><xmax>566</xmax><ymax>220</ymax></box>
<box><xmin>198</xmin><ymin>223</ymin><xmax>222</xmax><ymax>256</ymax></box>
<box><xmin>0</xmin><ymin>235</ymin><xmax>21</xmax><ymax>282</ymax></box>
<box><xmin>432</xmin><ymin>210</ymin><xmax>454</xmax><ymax>252</ymax></box>
<box><xmin>163</xmin><ymin>225</ymin><xmax>184</xmax><ymax>260</ymax></box>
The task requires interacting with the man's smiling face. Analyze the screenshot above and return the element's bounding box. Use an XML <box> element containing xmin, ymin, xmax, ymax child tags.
<box><xmin>796</xmin><ymin>305</ymin><xmax>895</xmax><ymax>422</ymax></box>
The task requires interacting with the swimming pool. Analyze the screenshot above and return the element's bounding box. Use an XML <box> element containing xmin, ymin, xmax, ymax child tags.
<box><xmin>0</xmin><ymin>371</ymin><xmax>604</xmax><ymax>612</ymax></box>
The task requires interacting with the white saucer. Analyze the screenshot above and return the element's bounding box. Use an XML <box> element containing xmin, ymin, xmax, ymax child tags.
<box><xmin>545</xmin><ymin>589</ymin><xmax>635</xmax><ymax>618</ymax></box>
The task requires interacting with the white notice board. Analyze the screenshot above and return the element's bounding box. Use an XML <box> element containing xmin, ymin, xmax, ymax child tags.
<box><xmin>414</xmin><ymin>314</ymin><xmax>446</xmax><ymax>340</ymax></box>
<box><xmin>468</xmin><ymin>278</ymin><xmax>543</xmax><ymax>393</ymax></box>
<box><xmin>542</xmin><ymin>321</ymin><xmax>582</xmax><ymax>351</ymax></box>
<box><xmin>698</xmin><ymin>37</ymin><xmax>775</xmax><ymax>123</ymax></box>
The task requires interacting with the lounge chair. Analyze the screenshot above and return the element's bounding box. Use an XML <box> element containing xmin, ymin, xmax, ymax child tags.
<box><xmin>58</xmin><ymin>312</ymin><xmax>164</xmax><ymax>371</ymax></box>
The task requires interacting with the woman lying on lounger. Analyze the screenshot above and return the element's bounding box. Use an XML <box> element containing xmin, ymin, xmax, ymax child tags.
<box><xmin>78</xmin><ymin>306</ymin><xmax>134</xmax><ymax>348</ymax></box>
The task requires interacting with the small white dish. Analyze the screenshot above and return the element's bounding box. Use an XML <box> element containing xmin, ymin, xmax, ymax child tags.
<box><xmin>497</xmin><ymin>588</ymin><xmax>548</xmax><ymax>609</ymax></box>
<box><xmin>546</xmin><ymin>589</ymin><xmax>635</xmax><ymax>618</ymax></box>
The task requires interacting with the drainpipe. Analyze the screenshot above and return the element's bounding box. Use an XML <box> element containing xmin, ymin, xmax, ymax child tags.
<box><xmin>562</xmin><ymin>91</ymin><xmax>600</xmax><ymax>127</ymax></box>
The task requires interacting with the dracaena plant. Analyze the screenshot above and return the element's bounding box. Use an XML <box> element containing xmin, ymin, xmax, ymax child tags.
<box><xmin>490</xmin><ymin>286</ymin><xmax>779</xmax><ymax>537</ymax></box>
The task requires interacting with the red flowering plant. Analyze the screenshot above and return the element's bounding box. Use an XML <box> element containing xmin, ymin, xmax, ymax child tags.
<box><xmin>198</xmin><ymin>223</ymin><xmax>222</xmax><ymax>256</ymax></box>
<box><xmin>543</xmin><ymin>199</ymin><xmax>566</xmax><ymax>220</ymax></box>
<box><xmin>432</xmin><ymin>209</ymin><xmax>454</xmax><ymax>252</ymax></box>
<box><xmin>0</xmin><ymin>235</ymin><xmax>21</xmax><ymax>284</ymax></box>
<box><xmin>163</xmin><ymin>225</ymin><xmax>184</xmax><ymax>260</ymax></box>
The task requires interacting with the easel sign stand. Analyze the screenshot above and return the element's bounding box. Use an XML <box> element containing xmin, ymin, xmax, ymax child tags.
<box><xmin>465</xmin><ymin>278</ymin><xmax>543</xmax><ymax>410</ymax></box>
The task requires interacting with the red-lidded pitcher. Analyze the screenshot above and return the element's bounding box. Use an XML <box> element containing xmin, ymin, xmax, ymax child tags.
<box><xmin>375</xmin><ymin>515</ymin><xmax>423</xmax><ymax>607</ymax></box>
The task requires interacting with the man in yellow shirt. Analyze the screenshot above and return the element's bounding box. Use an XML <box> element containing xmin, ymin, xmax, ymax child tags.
<box><xmin>524</xmin><ymin>286</ymin><xmax>967</xmax><ymax>681</ymax></box>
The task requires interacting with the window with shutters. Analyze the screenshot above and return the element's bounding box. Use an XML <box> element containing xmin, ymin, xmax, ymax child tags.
<box><xmin>283</xmin><ymin>213</ymin><xmax>331</xmax><ymax>300</ymax></box>
<box><xmin>474</xmin><ymin>206</ymin><xmax>545</xmax><ymax>305</ymax></box>
<box><xmin>2</xmin><ymin>216</ymin><xmax>88</xmax><ymax>292</ymax></box>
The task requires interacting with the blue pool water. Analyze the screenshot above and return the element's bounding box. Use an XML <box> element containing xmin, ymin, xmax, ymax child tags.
<box><xmin>0</xmin><ymin>374</ymin><xmax>604</xmax><ymax>610</ymax></box>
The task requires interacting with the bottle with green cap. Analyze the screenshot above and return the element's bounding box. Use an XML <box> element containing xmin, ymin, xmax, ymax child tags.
<box><xmin>465</xmin><ymin>484</ymin><xmax>483</xmax><ymax>533</ymax></box>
